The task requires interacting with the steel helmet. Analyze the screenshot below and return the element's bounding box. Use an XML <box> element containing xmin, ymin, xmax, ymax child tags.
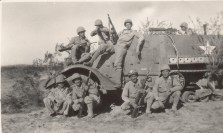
<box><xmin>56</xmin><ymin>75</ymin><xmax>65</xmax><ymax>84</ymax></box>
<box><xmin>95</xmin><ymin>19</ymin><xmax>103</xmax><ymax>26</ymax></box>
<box><xmin>76</xmin><ymin>26</ymin><xmax>86</xmax><ymax>34</ymax></box>
<box><xmin>124</xmin><ymin>19</ymin><xmax>133</xmax><ymax>26</ymax></box>
<box><xmin>70</xmin><ymin>73</ymin><xmax>82</xmax><ymax>81</ymax></box>
<box><xmin>128</xmin><ymin>69</ymin><xmax>138</xmax><ymax>77</ymax></box>
<box><xmin>160</xmin><ymin>64</ymin><xmax>171</xmax><ymax>72</ymax></box>
<box><xmin>180</xmin><ymin>22</ymin><xmax>188</xmax><ymax>28</ymax></box>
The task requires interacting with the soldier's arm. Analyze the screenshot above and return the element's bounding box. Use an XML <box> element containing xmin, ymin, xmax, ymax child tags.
<box><xmin>47</xmin><ymin>88</ymin><xmax>56</xmax><ymax>101</ymax></box>
<box><xmin>134</xmin><ymin>31</ymin><xmax>145</xmax><ymax>53</ymax></box>
<box><xmin>90</xmin><ymin>29</ymin><xmax>98</xmax><ymax>37</ymax></box>
<box><xmin>170</xmin><ymin>78</ymin><xmax>183</xmax><ymax>92</ymax></box>
<box><xmin>121</xmin><ymin>83</ymin><xmax>130</xmax><ymax>103</ymax></box>
<box><xmin>85</xmin><ymin>38</ymin><xmax>91</xmax><ymax>53</ymax></box>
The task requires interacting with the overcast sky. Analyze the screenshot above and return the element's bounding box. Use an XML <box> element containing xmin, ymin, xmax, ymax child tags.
<box><xmin>1</xmin><ymin>1</ymin><xmax>223</xmax><ymax>65</ymax></box>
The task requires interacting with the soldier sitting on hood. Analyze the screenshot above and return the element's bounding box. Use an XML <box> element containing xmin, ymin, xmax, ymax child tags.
<box><xmin>178</xmin><ymin>22</ymin><xmax>195</xmax><ymax>35</ymax></box>
<box><xmin>68</xmin><ymin>73</ymin><xmax>100</xmax><ymax>118</ymax></box>
<box><xmin>59</xmin><ymin>26</ymin><xmax>91</xmax><ymax>66</ymax></box>
<box><xmin>43</xmin><ymin>75</ymin><xmax>72</xmax><ymax>117</ymax></box>
<box><xmin>145</xmin><ymin>64</ymin><xmax>183</xmax><ymax>114</ymax></box>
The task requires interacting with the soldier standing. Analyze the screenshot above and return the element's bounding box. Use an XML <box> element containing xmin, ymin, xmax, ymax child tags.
<box><xmin>145</xmin><ymin>64</ymin><xmax>182</xmax><ymax>114</ymax></box>
<box><xmin>59</xmin><ymin>26</ymin><xmax>91</xmax><ymax>65</ymax></box>
<box><xmin>178</xmin><ymin>22</ymin><xmax>194</xmax><ymax>35</ymax></box>
<box><xmin>43</xmin><ymin>75</ymin><xmax>72</xmax><ymax>117</ymax></box>
<box><xmin>120</xmin><ymin>70</ymin><xmax>146</xmax><ymax>114</ymax></box>
<box><xmin>69</xmin><ymin>73</ymin><xmax>100</xmax><ymax>118</ymax></box>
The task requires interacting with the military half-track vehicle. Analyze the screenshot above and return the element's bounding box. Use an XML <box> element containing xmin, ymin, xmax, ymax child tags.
<box><xmin>60</xmin><ymin>34</ymin><xmax>223</xmax><ymax>104</ymax></box>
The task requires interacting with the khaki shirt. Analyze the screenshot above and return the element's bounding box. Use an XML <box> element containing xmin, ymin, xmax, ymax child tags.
<box><xmin>47</xmin><ymin>87</ymin><xmax>71</xmax><ymax>102</ymax></box>
<box><xmin>153</xmin><ymin>76</ymin><xmax>182</xmax><ymax>101</ymax></box>
<box><xmin>117</xmin><ymin>29</ymin><xmax>144</xmax><ymax>49</ymax></box>
<box><xmin>67</xmin><ymin>36</ymin><xmax>91</xmax><ymax>53</ymax></box>
<box><xmin>71</xmin><ymin>84</ymin><xmax>99</xmax><ymax>101</ymax></box>
<box><xmin>122</xmin><ymin>78</ymin><xmax>143</xmax><ymax>102</ymax></box>
<box><xmin>91</xmin><ymin>27</ymin><xmax>110</xmax><ymax>44</ymax></box>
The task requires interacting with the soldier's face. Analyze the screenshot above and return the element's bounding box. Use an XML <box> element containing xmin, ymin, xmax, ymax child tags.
<box><xmin>96</xmin><ymin>25</ymin><xmax>103</xmax><ymax>29</ymax></box>
<box><xmin>181</xmin><ymin>26</ymin><xmax>187</xmax><ymax>31</ymax></box>
<box><xmin>125</xmin><ymin>23</ymin><xmax>132</xmax><ymax>30</ymax></box>
<box><xmin>74</xmin><ymin>79</ymin><xmax>82</xmax><ymax>86</ymax></box>
<box><xmin>130</xmin><ymin>75</ymin><xmax>138</xmax><ymax>83</ymax></box>
<box><xmin>162</xmin><ymin>70</ymin><xmax>170</xmax><ymax>78</ymax></box>
<box><xmin>79</xmin><ymin>32</ymin><xmax>85</xmax><ymax>38</ymax></box>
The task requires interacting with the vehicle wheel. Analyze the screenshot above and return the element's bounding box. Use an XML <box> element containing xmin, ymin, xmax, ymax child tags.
<box><xmin>211</xmin><ymin>95</ymin><xmax>223</xmax><ymax>101</ymax></box>
<box><xmin>181</xmin><ymin>91</ymin><xmax>196</xmax><ymax>103</ymax></box>
<box><xmin>199</xmin><ymin>96</ymin><xmax>209</xmax><ymax>102</ymax></box>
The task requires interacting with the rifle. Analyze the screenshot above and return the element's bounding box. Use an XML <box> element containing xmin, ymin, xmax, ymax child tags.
<box><xmin>131</xmin><ymin>69</ymin><xmax>151</xmax><ymax>118</ymax></box>
<box><xmin>108</xmin><ymin>14</ymin><xmax>119</xmax><ymax>44</ymax></box>
<box><xmin>78</xmin><ymin>70</ymin><xmax>92</xmax><ymax>118</ymax></box>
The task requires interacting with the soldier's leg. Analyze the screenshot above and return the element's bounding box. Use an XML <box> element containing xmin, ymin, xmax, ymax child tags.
<box><xmin>170</xmin><ymin>91</ymin><xmax>181</xmax><ymax>111</ymax></box>
<box><xmin>43</xmin><ymin>98</ymin><xmax>56</xmax><ymax>116</ymax></box>
<box><xmin>78</xmin><ymin>53</ymin><xmax>91</xmax><ymax>64</ymax></box>
<box><xmin>145</xmin><ymin>93</ymin><xmax>155</xmax><ymax>114</ymax></box>
<box><xmin>113</xmin><ymin>46</ymin><xmax>127</xmax><ymax>88</ymax></box>
<box><xmin>120</xmin><ymin>101</ymin><xmax>131</xmax><ymax>112</ymax></box>
<box><xmin>71</xmin><ymin>45</ymin><xmax>79</xmax><ymax>64</ymax></box>
<box><xmin>63</xmin><ymin>99</ymin><xmax>73</xmax><ymax>116</ymax></box>
<box><xmin>84</xmin><ymin>44</ymin><xmax>115</xmax><ymax>66</ymax></box>
<box><xmin>84</xmin><ymin>96</ymin><xmax>97</xmax><ymax>118</ymax></box>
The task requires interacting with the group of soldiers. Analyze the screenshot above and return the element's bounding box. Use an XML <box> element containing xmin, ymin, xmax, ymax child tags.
<box><xmin>43</xmin><ymin>19</ymin><xmax>193</xmax><ymax>118</ymax></box>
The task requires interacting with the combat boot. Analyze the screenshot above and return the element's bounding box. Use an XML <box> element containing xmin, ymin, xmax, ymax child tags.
<box><xmin>84</xmin><ymin>50</ymin><xmax>101</xmax><ymax>67</ymax></box>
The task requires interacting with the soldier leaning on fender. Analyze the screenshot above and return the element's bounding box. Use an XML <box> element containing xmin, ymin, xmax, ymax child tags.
<box><xmin>43</xmin><ymin>75</ymin><xmax>72</xmax><ymax>117</ymax></box>
<box><xmin>145</xmin><ymin>64</ymin><xmax>183</xmax><ymax>114</ymax></box>
<box><xmin>68</xmin><ymin>73</ymin><xmax>100</xmax><ymax>118</ymax></box>
<box><xmin>59</xmin><ymin>26</ymin><xmax>91</xmax><ymax>66</ymax></box>
<box><xmin>121</xmin><ymin>69</ymin><xmax>146</xmax><ymax>114</ymax></box>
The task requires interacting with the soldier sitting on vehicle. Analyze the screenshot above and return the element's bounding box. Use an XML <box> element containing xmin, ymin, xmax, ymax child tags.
<box><xmin>146</xmin><ymin>64</ymin><xmax>183</xmax><ymax>114</ymax></box>
<box><xmin>178</xmin><ymin>22</ymin><xmax>195</xmax><ymax>35</ymax></box>
<box><xmin>43</xmin><ymin>75</ymin><xmax>72</xmax><ymax>117</ymax></box>
<box><xmin>59</xmin><ymin>26</ymin><xmax>91</xmax><ymax>66</ymax></box>
<box><xmin>120</xmin><ymin>69</ymin><xmax>146</xmax><ymax>115</ymax></box>
<box><xmin>84</xmin><ymin>19</ymin><xmax>116</xmax><ymax>67</ymax></box>
<box><xmin>69</xmin><ymin>73</ymin><xmax>100</xmax><ymax>118</ymax></box>
<box><xmin>85</xmin><ymin>19</ymin><xmax>144</xmax><ymax>88</ymax></box>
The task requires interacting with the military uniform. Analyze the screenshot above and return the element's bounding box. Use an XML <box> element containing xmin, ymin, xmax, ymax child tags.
<box><xmin>43</xmin><ymin>85</ymin><xmax>72</xmax><ymax>116</ymax></box>
<box><xmin>121</xmin><ymin>77</ymin><xmax>144</xmax><ymax>110</ymax></box>
<box><xmin>146</xmin><ymin>65</ymin><xmax>182</xmax><ymax>113</ymax></box>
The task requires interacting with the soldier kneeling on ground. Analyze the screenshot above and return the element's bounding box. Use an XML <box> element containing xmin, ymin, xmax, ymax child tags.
<box><xmin>43</xmin><ymin>75</ymin><xmax>72</xmax><ymax>117</ymax></box>
<box><xmin>146</xmin><ymin>64</ymin><xmax>183</xmax><ymax>115</ymax></box>
<box><xmin>68</xmin><ymin>73</ymin><xmax>100</xmax><ymax>118</ymax></box>
<box><xmin>120</xmin><ymin>69</ymin><xmax>146</xmax><ymax>115</ymax></box>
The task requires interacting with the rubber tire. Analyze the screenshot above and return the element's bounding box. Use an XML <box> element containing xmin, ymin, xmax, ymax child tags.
<box><xmin>181</xmin><ymin>91</ymin><xmax>196</xmax><ymax>103</ymax></box>
<box><xmin>211</xmin><ymin>95</ymin><xmax>223</xmax><ymax>101</ymax></box>
<box><xmin>199</xmin><ymin>96</ymin><xmax>209</xmax><ymax>102</ymax></box>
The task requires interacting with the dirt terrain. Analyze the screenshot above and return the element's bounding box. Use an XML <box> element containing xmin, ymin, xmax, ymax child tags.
<box><xmin>1</xmin><ymin>65</ymin><xmax>223</xmax><ymax>133</ymax></box>
<box><xmin>1</xmin><ymin>101</ymin><xmax>223</xmax><ymax>133</ymax></box>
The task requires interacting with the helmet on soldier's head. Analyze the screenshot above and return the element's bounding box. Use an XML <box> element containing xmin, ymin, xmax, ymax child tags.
<box><xmin>70</xmin><ymin>73</ymin><xmax>82</xmax><ymax>81</ymax></box>
<box><xmin>180</xmin><ymin>22</ymin><xmax>188</xmax><ymax>28</ymax></box>
<box><xmin>124</xmin><ymin>19</ymin><xmax>133</xmax><ymax>26</ymax></box>
<box><xmin>76</xmin><ymin>26</ymin><xmax>86</xmax><ymax>34</ymax></box>
<box><xmin>128</xmin><ymin>69</ymin><xmax>138</xmax><ymax>77</ymax></box>
<box><xmin>160</xmin><ymin>64</ymin><xmax>171</xmax><ymax>72</ymax></box>
<box><xmin>95</xmin><ymin>19</ymin><xmax>103</xmax><ymax>26</ymax></box>
<box><xmin>56</xmin><ymin>75</ymin><xmax>65</xmax><ymax>84</ymax></box>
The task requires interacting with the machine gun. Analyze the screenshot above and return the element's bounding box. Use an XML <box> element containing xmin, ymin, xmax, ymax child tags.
<box><xmin>108</xmin><ymin>14</ymin><xmax>119</xmax><ymax>44</ymax></box>
<box><xmin>149</xmin><ymin>28</ymin><xmax>179</xmax><ymax>35</ymax></box>
<box><xmin>78</xmin><ymin>70</ymin><xmax>92</xmax><ymax>118</ymax></box>
<box><xmin>131</xmin><ymin>69</ymin><xmax>151</xmax><ymax>118</ymax></box>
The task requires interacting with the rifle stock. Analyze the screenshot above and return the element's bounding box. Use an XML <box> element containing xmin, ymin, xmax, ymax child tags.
<box><xmin>108</xmin><ymin>14</ymin><xmax>119</xmax><ymax>44</ymax></box>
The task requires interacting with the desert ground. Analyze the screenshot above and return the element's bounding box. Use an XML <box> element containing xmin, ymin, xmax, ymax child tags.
<box><xmin>1</xmin><ymin>65</ymin><xmax>223</xmax><ymax>133</ymax></box>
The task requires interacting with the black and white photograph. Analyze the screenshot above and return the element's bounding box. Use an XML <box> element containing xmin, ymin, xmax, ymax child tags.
<box><xmin>1</xmin><ymin>0</ymin><xmax>223</xmax><ymax>133</ymax></box>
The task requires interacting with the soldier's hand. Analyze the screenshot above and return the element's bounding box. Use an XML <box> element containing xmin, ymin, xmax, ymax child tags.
<box><xmin>78</xmin><ymin>98</ymin><xmax>84</xmax><ymax>103</ymax></box>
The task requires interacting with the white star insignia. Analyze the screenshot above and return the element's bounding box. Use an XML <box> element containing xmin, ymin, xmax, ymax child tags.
<box><xmin>199</xmin><ymin>41</ymin><xmax>216</xmax><ymax>55</ymax></box>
